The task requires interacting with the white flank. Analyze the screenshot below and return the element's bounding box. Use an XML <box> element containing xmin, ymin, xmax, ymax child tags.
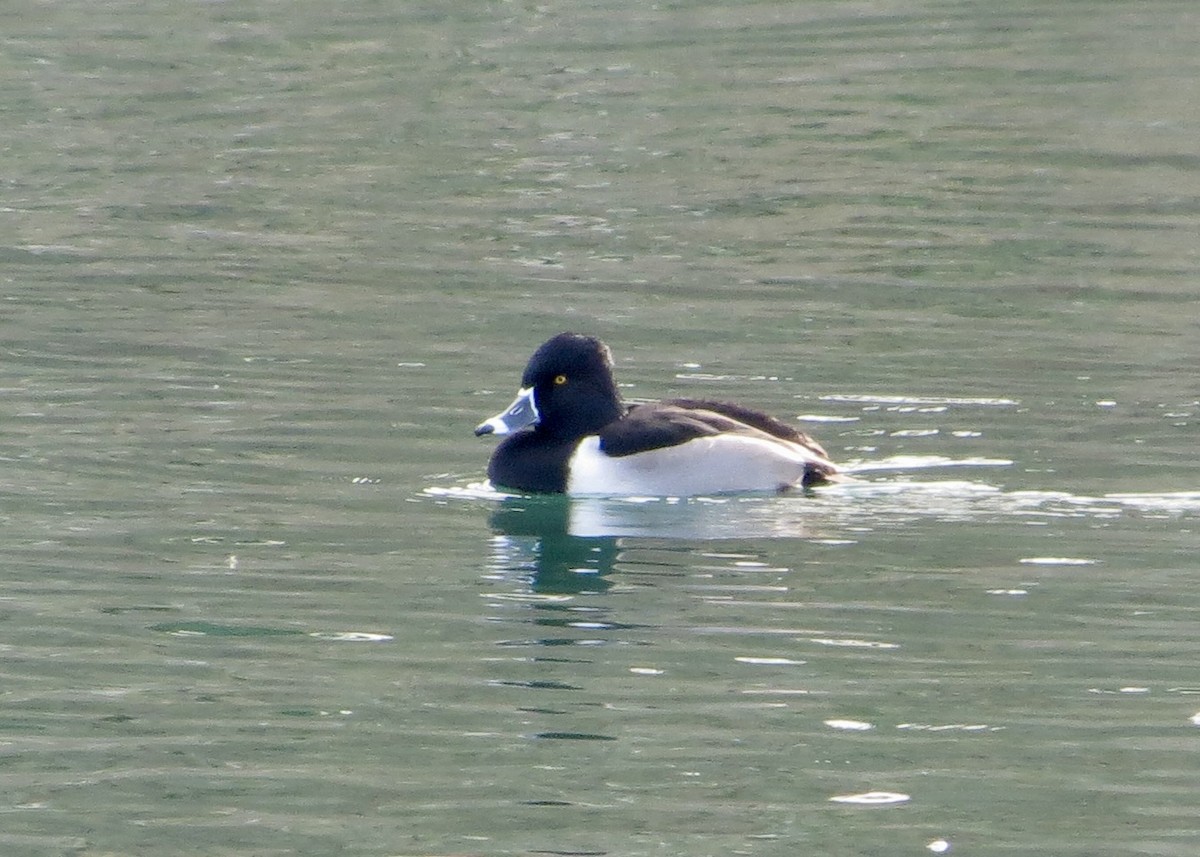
<box><xmin>566</xmin><ymin>434</ymin><xmax>829</xmax><ymax>497</ymax></box>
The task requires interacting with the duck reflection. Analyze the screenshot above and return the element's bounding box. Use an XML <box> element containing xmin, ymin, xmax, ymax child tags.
<box><xmin>485</xmin><ymin>492</ymin><xmax>830</xmax><ymax>595</ymax></box>
<box><xmin>487</xmin><ymin>496</ymin><xmax>620</xmax><ymax>594</ymax></box>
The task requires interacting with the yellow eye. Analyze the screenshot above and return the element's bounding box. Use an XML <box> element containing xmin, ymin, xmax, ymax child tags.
<box><xmin>554</xmin><ymin>374</ymin><xmax>568</xmax><ymax>386</ymax></box>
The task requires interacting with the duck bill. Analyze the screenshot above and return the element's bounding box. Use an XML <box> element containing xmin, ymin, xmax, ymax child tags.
<box><xmin>475</xmin><ymin>386</ymin><xmax>539</xmax><ymax>436</ymax></box>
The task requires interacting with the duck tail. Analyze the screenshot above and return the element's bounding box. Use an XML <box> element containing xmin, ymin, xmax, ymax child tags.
<box><xmin>801</xmin><ymin>460</ymin><xmax>849</xmax><ymax>488</ymax></box>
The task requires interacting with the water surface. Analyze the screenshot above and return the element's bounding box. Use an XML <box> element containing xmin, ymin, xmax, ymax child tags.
<box><xmin>3</xmin><ymin>1</ymin><xmax>1198</xmax><ymax>855</ymax></box>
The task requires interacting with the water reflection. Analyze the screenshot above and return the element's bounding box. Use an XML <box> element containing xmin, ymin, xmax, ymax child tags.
<box><xmin>457</xmin><ymin>477</ymin><xmax>1200</xmax><ymax>598</ymax></box>
<box><xmin>487</xmin><ymin>496</ymin><xmax>620</xmax><ymax>594</ymax></box>
<box><xmin>484</xmin><ymin>491</ymin><xmax>841</xmax><ymax>595</ymax></box>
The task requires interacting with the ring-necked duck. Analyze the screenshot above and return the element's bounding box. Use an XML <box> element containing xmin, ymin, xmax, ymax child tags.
<box><xmin>474</xmin><ymin>333</ymin><xmax>840</xmax><ymax>496</ymax></box>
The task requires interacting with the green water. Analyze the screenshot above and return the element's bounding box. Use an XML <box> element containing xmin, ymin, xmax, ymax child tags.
<box><xmin>3</xmin><ymin>1</ymin><xmax>1198</xmax><ymax>855</ymax></box>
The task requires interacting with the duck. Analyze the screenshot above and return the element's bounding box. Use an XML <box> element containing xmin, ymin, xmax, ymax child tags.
<box><xmin>474</xmin><ymin>333</ymin><xmax>841</xmax><ymax>496</ymax></box>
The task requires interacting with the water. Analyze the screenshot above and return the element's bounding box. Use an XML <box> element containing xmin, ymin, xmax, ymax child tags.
<box><xmin>3</xmin><ymin>1</ymin><xmax>1198</xmax><ymax>855</ymax></box>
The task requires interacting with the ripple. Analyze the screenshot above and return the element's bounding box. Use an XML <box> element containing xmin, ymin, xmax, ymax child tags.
<box><xmin>1019</xmin><ymin>557</ymin><xmax>1097</xmax><ymax>566</ymax></box>
<box><xmin>1105</xmin><ymin>491</ymin><xmax>1200</xmax><ymax>512</ymax></box>
<box><xmin>820</xmin><ymin>394</ymin><xmax>1017</xmax><ymax>406</ymax></box>
<box><xmin>796</xmin><ymin>414</ymin><xmax>861</xmax><ymax>423</ymax></box>
<box><xmin>423</xmin><ymin>482</ymin><xmax>511</xmax><ymax>500</ymax></box>
<box><xmin>426</xmin><ymin>474</ymin><xmax>1199</xmax><ymax>542</ymax></box>
<box><xmin>484</xmin><ymin>593</ymin><xmax>574</xmax><ymax>603</ymax></box>
<box><xmin>673</xmin><ymin>372</ymin><xmax>775</xmax><ymax>382</ymax></box>
<box><xmin>308</xmin><ymin>631</ymin><xmax>394</xmax><ymax>642</ymax></box>
<box><xmin>740</xmin><ymin>688</ymin><xmax>818</xmax><ymax>696</ymax></box>
<box><xmin>150</xmin><ymin>622</ymin><xmax>301</xmax><ymax>638</ymax></box>
<box><xmin>829</xmin><ymin>791</ymin><xmax>910</xmax><ymax>805</ymax></box>
<box><xmin>811</xmin><ymin>637</ymin><xmax>899</xmax><ymax>649</ymax></box>
<box><xmin>846</xmin><ymin>455</ymin><xmax>1013</xmax><ymax>472</ymax></box>
<box><xmin>532</xmin><ymin>731</ymin><xmax>618</xmax><ymax>741</ymax></box>
<box><xmin>897</xmin><ymin>723</ymin><xmax>1001</xmax><ymax>732</ymax></box>
<box><xmin>824</xmin><ymin>718</ymin><xmax>874</xmax><ymax>731</ymax></box>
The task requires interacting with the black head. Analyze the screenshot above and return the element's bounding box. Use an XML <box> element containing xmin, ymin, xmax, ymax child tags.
<box><xmin>521</xmin><ymin>333</ymin><xmax>624</xmax><ymax>437</ymax></box>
